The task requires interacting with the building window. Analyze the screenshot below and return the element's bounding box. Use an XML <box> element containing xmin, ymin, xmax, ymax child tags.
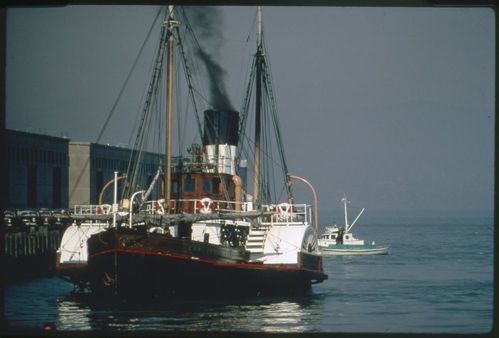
<box><xmin>52</xmin><ymin>167</ymin><xmax>62</xmax><ymax>208</ymax></box>
<box><xmin>27</xmin><ymin>164</ymin><xmax>37</xmax><ymax>208</ymax></box>
<box><xmin>96</xmin><ymin>170</ymin><xmax>104</xmax><ymax>202</ymax></box>
<box><xmin>147</xmin><ymin>175</ymin><xmax>152</xmax><ymax>188</ymax></box>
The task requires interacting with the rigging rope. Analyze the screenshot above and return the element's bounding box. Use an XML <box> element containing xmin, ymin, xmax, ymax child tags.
<box><xmin>124</xmin><ymin>8</ymin><xmax>168</xmax><ymax>197</ymax></box>
<box><xmin>261</xmin><ymin>35</ymin><xmax>292</xmax><ymax>202</ymax></box>
<box><xmin>96</xmin><ymin>7</ymin><xmax>163</xmax><ymax>146</ymax></box>
<box><xmin>69</xmin><ymin>7</ymin><xmax>163</xmax><ymax>202</ymax></box>
<box><xmin>236</xmin><ymin>30</ymin><xmax>293</xmax><ymax>205</ymax></box>
<box><xmin>174</xmin><ymin>23</ymin><xmax>203</xmax><ymax>140</ymax></box>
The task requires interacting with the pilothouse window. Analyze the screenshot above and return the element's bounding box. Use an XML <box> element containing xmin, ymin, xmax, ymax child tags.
<box><xmin>203</xmin><ymin>179</ymin><xmax>211</xmax><ymax>193</ymax></box>
<box><xmin>201</xmin><ymin>178</ymin><xmax>221</xmax><ymax>194</ymax></box>
<box><xmin>184</xmin><ymin>176</ymin><xmax>195</xmax><ymax>192</ymax></box>
<box><xmin>212</xmin><ymin>178</ymin><xmax>220</xmax><ymax>194</ymax></box>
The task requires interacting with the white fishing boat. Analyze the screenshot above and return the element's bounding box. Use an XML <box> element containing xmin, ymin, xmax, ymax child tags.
<box><xmin>318</xmin><ymin>196</ymin><xmax>389</xmax><ymax>255</ymax></box>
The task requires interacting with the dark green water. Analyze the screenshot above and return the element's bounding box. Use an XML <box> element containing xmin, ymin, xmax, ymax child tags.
<box><xmin>3</xmin><ymin>221</ymin><xmax>493</xmax><ymax>333</ymax></box>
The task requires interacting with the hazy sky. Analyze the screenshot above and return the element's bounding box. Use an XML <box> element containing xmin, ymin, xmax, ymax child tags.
<box><xmin>5</xmin><ymin>5</ymin><xmax>494</xmax><ymax>219</ymax></box>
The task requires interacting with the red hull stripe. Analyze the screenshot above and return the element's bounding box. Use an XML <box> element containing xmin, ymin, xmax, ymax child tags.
<box><xmin>89</xmin><ymin>248</ymin><xmax>317</xmax><ymax>273</ymax></box>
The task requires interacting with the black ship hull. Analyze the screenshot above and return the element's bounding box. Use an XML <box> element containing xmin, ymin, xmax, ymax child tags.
<box><xmin>87</xmin><ymin>228</ymin><xmax>327</xmax><ymax>299</ymax></box>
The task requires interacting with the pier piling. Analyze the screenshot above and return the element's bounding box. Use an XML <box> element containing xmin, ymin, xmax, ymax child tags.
<box><xmin>4</xmin><ymin>225</ymin><xmax>66</xmax><ymax>280</ymax></box>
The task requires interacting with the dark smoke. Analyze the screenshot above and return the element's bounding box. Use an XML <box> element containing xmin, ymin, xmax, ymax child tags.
<box><xmin>183</xmin><ymin>6</ymin><xmax>235</xmax><ymax>111</ymax></box>
<box><xmin>196</xmin><ymin>48</ymin><xmax>234</xmax><ymax>111</ymax></box>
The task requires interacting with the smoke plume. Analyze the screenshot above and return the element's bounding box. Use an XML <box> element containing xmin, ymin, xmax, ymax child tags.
<box><xmin>183</xmin><ymin>6</ymin><xmax>235</xmax><ymax>111</ymax></box>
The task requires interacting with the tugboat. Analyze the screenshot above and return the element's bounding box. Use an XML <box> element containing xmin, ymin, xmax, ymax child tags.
<box><xmin>56</xmin><ymin>6</ymin><xmax>327</xmax><ymax>298</ymax></box>
<box><xmin>318</xmin><ymin>196</ymin><xmax>389</xmax><ymax>255</ymax></box>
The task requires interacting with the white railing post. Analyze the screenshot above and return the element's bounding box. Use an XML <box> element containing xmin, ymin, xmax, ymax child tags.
<box><xmin>112</xmin><ymin>171</ymin><xmax>118</xmax><ymax>228</ymax></box>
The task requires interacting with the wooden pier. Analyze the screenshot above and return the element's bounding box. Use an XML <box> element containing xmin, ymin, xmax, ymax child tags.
<box><xmin>3</xmin><ymin>225</ymin><xmax>67</xmax><ymax>281</ymax></box>
<box><xmin>4</xmin><ymin>226</ymin><xmax>63</xmax><ymax>258</ymax></box>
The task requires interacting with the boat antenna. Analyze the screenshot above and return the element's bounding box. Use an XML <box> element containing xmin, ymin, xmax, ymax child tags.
<box><xmin>342</xmin><ymin>195</ymin><xmax>349</xmax><ymax>230</ymax></box>
<box><xmin>164</xmin><ymin>5</ymin><xmax>179</xmax><ymax>212</ymax></box>
<box><xmin>252</xmin><ymin>6</ymin><xmax>263</xmax><ymax>205</ymax></box>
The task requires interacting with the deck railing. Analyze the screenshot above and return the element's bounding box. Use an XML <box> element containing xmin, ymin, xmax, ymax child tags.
<box><xmin>259</xmin><ymin>203</ymin><xmax>311</xmax><ymax>225</ymax></box>
<box><xmin>73</xmin><ymin>199</ymin><xmax>313</xmax><ymax>227</ymax></box>
<box><xmin>73</xmin><ymin>204</ymin><xmax>112</xmax><ymax>216</ymax></box>
<box><xmin>143</xmin><ymin>199</ymin><xmax>312</xmax><ymax>226</ymax></box>
<box><xmin>143</xmin><ymin>199</ymin><xmax>245</xmax><ymax>215</ymax></box>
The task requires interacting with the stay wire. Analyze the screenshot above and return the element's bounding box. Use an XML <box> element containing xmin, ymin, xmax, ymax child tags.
<box><xmin>174</xmin><ymin>23</ymin><xmax>203</xmax><ymax>141</ymax></box>
<box><xmin>126</xmin><ymin>9</ymin><xmax>168</xmax><ymax>196</ymax></box>
<box><xmin>69</xmin><ymin>7</ymin><xmax>163</xmax><ymax>202</ymax></box>
<box><xmin>97</xmin><ymin>7</ymin><xmax>163</xmax><ymax>146</ymax></box>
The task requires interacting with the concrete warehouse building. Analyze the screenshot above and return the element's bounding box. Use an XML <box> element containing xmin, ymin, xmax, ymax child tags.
<box><xmin>4</xmin><ymin>129</ymin><xmax>163</xmax><ymax>209</ymax></box>
<box><xmin>69</xmin><ymin>142</ymin><xmax>162</xmax><ymax>206</ymax></box>
<box><xmin>5</xmin><ymin>130</ymin><xmax>70</xmax><ymax>209</ymax></box>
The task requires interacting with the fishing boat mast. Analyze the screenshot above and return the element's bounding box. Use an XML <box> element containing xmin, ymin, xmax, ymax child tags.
<box><xmin>342</xmin><ymin>196</ymin><xmax>349</xmax><ymax>229</ymax></box>
<box><xmin>341</xmin><ymin>195</ymin><xmax>365</xmax><ymax>232</ymax></box>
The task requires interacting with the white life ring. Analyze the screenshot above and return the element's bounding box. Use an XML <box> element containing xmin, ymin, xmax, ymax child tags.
<box><xmin>97</xmin><ymin>204</ymin><xmax>112</xmax><ymax>215</ymax></box>
<box><xmin>277</xmin><ymin>203</ymin><xmax>292</xmax><ymax>216</ymax></box>
<box><xmin>198</xmin><ymin>197</ymin><xmax>215</xmax><ymax>214</ymax></box>
<box><xmin>148</xmin><ymin>226</ymin><xmax>165</xmax><ymax>234</ymax></box>
<box><xmin>154</xmin><ymin>200</ymin><xmax>165</xmax><ymax>215</ymax></box>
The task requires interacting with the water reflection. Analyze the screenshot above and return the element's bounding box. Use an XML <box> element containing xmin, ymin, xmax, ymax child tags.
<box><xmin>56</xmin><ymin>297</ymin><xmax>92</xmax><ymax>330</ymax></box>
<box><xmin>258</xmin><ymin>301</ymin><xmax>312</xmax><ymax>332</ymax></box>
<box><xmin>55</xmin><ymin>292</ymin><xmax>326</xmax><ymax>332</ymax></box>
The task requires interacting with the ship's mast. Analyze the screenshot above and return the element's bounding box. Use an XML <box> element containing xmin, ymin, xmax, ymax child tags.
<box><xmin>165</xmin><ymin>5</ymin><xmax>177</xmax><ymax>211</ymax></box>
<box><xmin>252</xmin><ymin>6</ymin><xmax>263</xmax><ymax>205</ymax></box>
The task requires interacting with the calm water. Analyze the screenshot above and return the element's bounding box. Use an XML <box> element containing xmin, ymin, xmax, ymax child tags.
<box><xmin>3</xmin><ymin>220</ymin><xmax>494</xmax><ymax>333</ymax></box>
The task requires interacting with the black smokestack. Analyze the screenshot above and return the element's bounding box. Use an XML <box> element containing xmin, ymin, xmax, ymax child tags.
<box><xmin>183</xmin><ymin>6</ymin><xmax>234</xmax><ymax>111</ymax></box>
